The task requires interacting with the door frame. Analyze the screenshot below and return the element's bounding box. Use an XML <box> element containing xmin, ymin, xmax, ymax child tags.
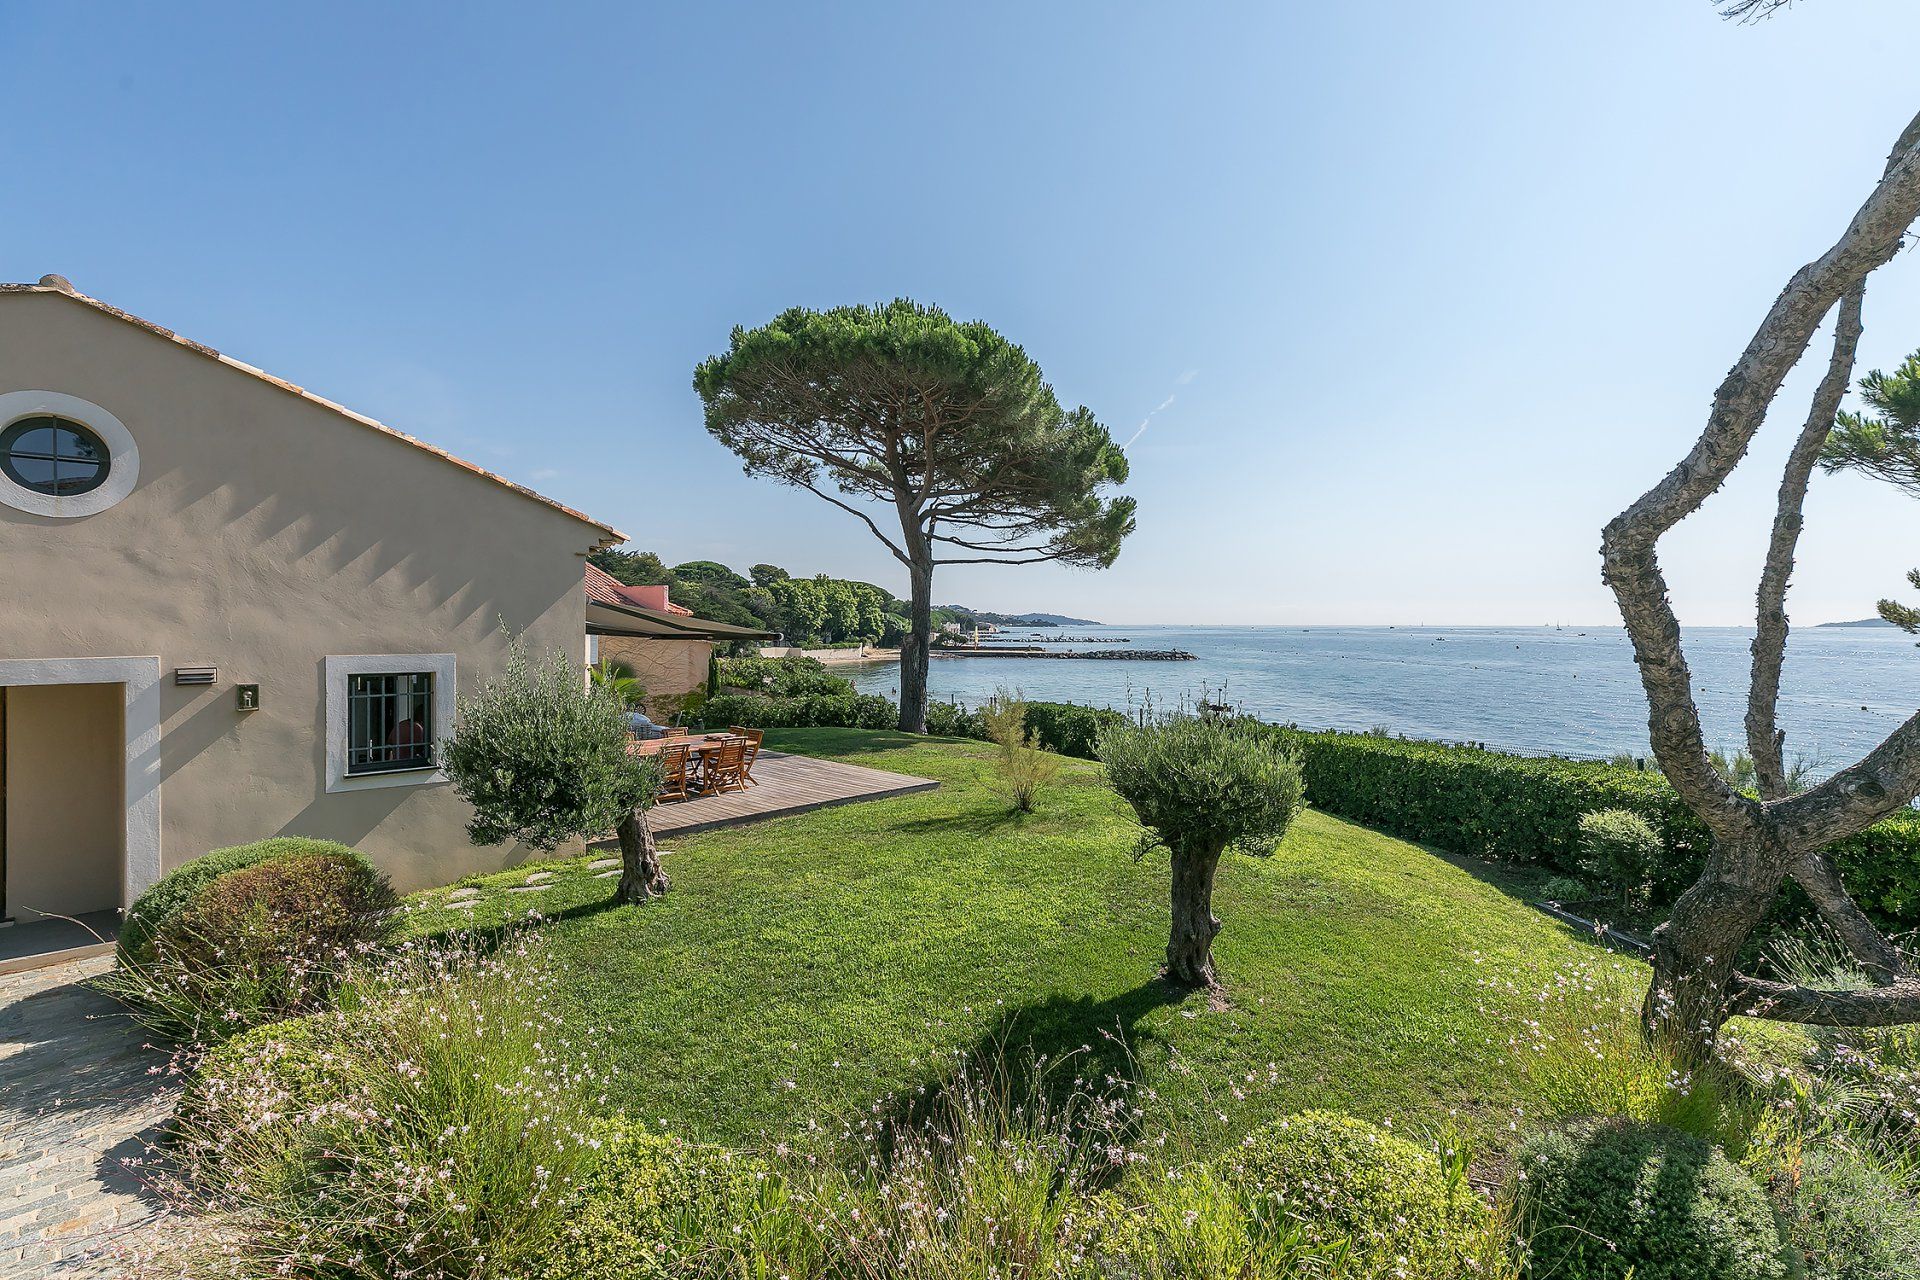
<box><xmin>0</xmin><ymin>656</ymin><xmax>163</xmax><ymax>909</ymax></box>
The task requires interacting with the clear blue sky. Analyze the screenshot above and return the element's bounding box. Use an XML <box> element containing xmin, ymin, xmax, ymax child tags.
<box><xmin>6</xmin><ymin>2</ymin><xmax>1920</xmax><ymax>626</ymax></box>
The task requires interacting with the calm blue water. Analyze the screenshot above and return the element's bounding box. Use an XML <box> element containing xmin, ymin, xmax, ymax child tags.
<box><xmin>847</xmin><ymin>625</ymin><xmax>1920</xmax><ymax>766</ymax></box>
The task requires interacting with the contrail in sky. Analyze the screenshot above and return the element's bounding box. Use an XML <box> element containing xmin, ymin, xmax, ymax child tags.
<box><xmin>1122</xmin><ymin>369</ymin><xmax>1197</xmax><ymax>449</ymax></box>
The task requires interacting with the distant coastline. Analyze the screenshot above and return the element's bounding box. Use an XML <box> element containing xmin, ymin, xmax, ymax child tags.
<box><xmin>1816</xmin><ymin>617</ymin><xmax>1897</xmax><ymax>628</ymax></box>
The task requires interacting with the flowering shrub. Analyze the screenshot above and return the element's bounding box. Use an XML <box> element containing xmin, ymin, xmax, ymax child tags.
<box><xmin>159</xmin><ymin>932</ymin><xmax>611</xmax><ymax>1279</ymax></box>
<box><xmin>1514</xmin><ymin>1119</ymin><xmax>1787</xmax><ymax>1280</ymax></box>
<box><xmin>100</xmin><ymin>847</ymin><xmax>394</xmax><ymax>1041</ymax></box>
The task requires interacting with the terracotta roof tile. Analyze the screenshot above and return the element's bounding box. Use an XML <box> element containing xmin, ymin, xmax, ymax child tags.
<box><xmin>0</xmin><ymin>282</ymin><xmax>627</xmax><ymax>544</ymax></box>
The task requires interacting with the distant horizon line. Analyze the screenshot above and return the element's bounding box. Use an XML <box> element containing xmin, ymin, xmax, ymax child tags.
<box><xmin>966</xmin><ymin>618</ymin><xmax>1894</xmax><ymax>631</ymax></box>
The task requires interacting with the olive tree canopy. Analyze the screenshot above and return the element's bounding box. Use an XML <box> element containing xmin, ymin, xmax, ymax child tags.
<box><xmin>694</xmin><ymin>299</ymin><xmax>1134</xmax><ymax>732</ymax></box>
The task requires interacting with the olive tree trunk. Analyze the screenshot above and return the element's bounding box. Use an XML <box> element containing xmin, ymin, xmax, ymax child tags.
<box><xmin>615</xmin><ymin>805</ymin><xmax>669</xmax><ymax>903</ymax></box>
<box><xmin>1166</xmin><ymin>844</ymin><xmax>1225</xmax><ymax>987</ymax></box>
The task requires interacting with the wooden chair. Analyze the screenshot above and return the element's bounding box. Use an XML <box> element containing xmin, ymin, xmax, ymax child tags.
<box><xmin>730</xmin><ymin>726</ymin><xmax>765</xmax><ymax>785</ymax></box>
<box><xmin>656</xmin><ymin>743</ymin><xmax>693</xmax><ymax>803</ymax></box>
<box><xmin>703</xmin><ymin>737</ymin><xmax>748</xmax><ymax>795</ymax></box>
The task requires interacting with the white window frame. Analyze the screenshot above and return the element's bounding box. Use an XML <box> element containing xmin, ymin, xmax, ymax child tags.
<box><xmin>324</xmin><ymin>654</ymin><xmax>456</xmax><ymax>793</ymax></box>
<box><xmin>0</xmin><ymin>390</ymin><xmax>141</xmax><ymax>518</ymax></box>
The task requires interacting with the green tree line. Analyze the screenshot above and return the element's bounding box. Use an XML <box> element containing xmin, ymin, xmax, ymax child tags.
<box><xmin>590</xmin><ymin>549</ymin><xmax>973</xmax><ymax>647</ymax></box>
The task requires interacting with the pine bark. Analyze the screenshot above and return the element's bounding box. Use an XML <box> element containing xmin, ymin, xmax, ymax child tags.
<box><xmin>897</xmin><ymin>557</ymin><xmax>934</xmax><ymax>734</ymax></box>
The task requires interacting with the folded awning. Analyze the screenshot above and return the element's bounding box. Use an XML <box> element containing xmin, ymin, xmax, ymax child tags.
<box><xmin>586</xmin><ymin>598</ymin><xmax>775</xmax><ymax>641</ymax></box>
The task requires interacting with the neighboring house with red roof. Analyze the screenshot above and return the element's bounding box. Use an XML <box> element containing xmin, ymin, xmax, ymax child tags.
<box><xmin>0</xmin><ymin>275</ymin><xmax>630</xmax><ymax>931</ymax></box>
<box><xmin>583</xmin><ymin>564</ymin><xmax>770</xmax><ymax>718</ymax></box>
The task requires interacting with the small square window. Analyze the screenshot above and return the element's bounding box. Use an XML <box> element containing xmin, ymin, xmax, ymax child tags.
<box><xmin>345</xmin><ymin>671</ymin><xmax>436</xmax><ymax>775</ymax></box>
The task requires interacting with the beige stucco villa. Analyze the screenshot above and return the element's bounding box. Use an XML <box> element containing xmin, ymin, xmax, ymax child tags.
<box><xmin>0</xmin><ymin>276</ymin><xmax>628</xmax><ymax>922</ymax></box>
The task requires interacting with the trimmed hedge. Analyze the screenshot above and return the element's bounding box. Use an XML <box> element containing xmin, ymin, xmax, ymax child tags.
<box><xmin>702</xmin><ymin>691</ymin><xmax>898</xmax><ymax>729</ymax></box>
<box><xmin>1259</xmin><ymin>727</ymin><xmax>1920</xmax><ymax>931</ymax></box>
<box><xmin>118</xmin><ymin>837</ymin><xmax>371</xmax><ymax>966</ymax></box>
<box><xmin>1023</xmin><ymin>701</ymin><xmax>1127</xmax><ymax>759</ymax></box>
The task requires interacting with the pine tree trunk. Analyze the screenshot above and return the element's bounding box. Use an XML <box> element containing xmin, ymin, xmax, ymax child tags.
<box><xmin>1166</xmin><ymin>845</ymin><xmax>1224</xmax><ymax>987</ymax></box>
<box><xmin>897</xmin><ymin>558</ymin><xmax>933</xmax><ymax>735</ymax></box>
<box><xmin>1642</xmin><ymin>840</ymin><xmax>1776</xmax><ymax>1060</ymax></box>
<box><xmin>615</xmin><ymin>806</ymin><xmax>669</xmax><ymax>903</ymax></box>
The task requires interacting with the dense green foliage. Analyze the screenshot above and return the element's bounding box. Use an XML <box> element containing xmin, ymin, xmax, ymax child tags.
<box><xmin>1219</xmin><ymin>1111</ymin><xmax>1492</xmax><ymax>1276</ymax></box>
<box><xmin>444</xmin><ymin>641</ymin><xmax>660</xmax><ymax>850</ymax></box>
<box><xmin>117</xmin><ymin>836</ymin><xmax>367</xmax><ymax>966</ymax></box>
<box><xmin>1515</xmin><ymin>1120</ymin><xmax>1785</xmax><ymax>1280</ymax></box>
<box><xmin>716</xmin><ymin>654</ymin><xmax>856</xmax><ymax>698</ymax></box>
<box><xmin>1577</xmin><ymin>808</ymin><xmax>1663</xmax><ymax>908</ymax></box>
<box><xmin>1098</xmin><ymin>715</ymin><xmax>1305</xmax><ymax>858</ymax></box>
<box><xmin>403</xmin><ymin>730</ymin><xmax>1616</xmax><ymax>1151</ymax></box>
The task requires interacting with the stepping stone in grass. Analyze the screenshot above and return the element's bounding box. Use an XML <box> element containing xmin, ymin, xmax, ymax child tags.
<box><xmin>506</xmin><ymin>885</ymin><xmax>546</xmax><ymax>894</ymax></box>
<box><xmin>593</xmin><ymin>869</ymin><xmax>621</xmax><ymax>880</ymax></box>
<box><xmin>586</xmin><ymin>857</ymin><xmax>620</xmax><ymax>871</ymax></box>
<box><xmin>524</xmin><ymin>870</ymin><xmax>555</xmax><ymax>884</ymax></box>
<box><xmin>447</xmin><ymin>887</ymin><xmax>482</xmax><ymax>901</ymax></box>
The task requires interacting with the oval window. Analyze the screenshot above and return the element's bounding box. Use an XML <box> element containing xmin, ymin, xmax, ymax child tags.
<box><xmin>0</xmin><ymin>416</ymin><xmax>111</xmax><ymax>497</ymax></box>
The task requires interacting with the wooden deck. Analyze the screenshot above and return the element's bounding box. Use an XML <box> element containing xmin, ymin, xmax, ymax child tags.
<box><xmin>637</xmin><ymin>749</ymin><xmax>939</xmax><ymax>838</ymax></box>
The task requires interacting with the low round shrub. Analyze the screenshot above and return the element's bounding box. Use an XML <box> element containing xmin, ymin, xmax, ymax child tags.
<box><xmin>1577</xmin><ymin>808</ymin><xmax>1662</xmax><ymax>908</ymax></box>
<box><xmin>118</xmin><ymin>836</ymin><xmax>361</xmax><ymax>965</ymax></box>
<box><xmin>1515</xmin><ymin>1119</ymin><xmax>1786</xmax><ymax>1280</ymax></box>
<box><xmin>1219</xmin><ymin>1110</ymin><xmax>1490</xmax><ymax>1273</ymax></box>
<box><xmin>541</xmin><ymin>1122</ymin><xmax>792</xmax><ymax>1280</ymax></box>
<box><xmin>175</xmin><ymin>1013</ymin><xmax>343</xmax><ymax>1174</ymax></box>
<box><xmin>116</xmin><ymin>848</ymin><xmax>395</xmax><ymax>1039</ymax></box>
<box><xmin>1774</xmin><ymin>1140</ymin><xmax>1920</xmax><ymax>1280</ymax></box>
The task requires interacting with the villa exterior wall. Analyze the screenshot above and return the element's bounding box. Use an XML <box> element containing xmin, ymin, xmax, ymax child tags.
<box><xmin>0</xmin><ymin>290</ymin><xmax>610</xmax><ymax>896</ymax></box>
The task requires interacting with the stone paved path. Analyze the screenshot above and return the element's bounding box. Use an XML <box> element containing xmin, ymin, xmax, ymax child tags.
<box><xmin>0</xmin><ymin>955</ymin><xmax>176</xmax><ymax>1277</ymax></box>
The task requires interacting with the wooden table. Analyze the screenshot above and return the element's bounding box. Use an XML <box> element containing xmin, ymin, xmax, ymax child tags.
<box><xmin>628</xmin><ymin>733</ymin><xmax>743</xmax><ymax>759</ymax></box>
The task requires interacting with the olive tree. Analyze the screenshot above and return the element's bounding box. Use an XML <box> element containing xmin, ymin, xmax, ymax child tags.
<box><xmin>444</xmin><ymin>641</ymin><xmax>667</xmax><ymax>903</ymax></box>
<box><xmin>1096</xmin><ymin>716</ymin><xmax>1304</xmax><ymax>987</ymax></box>
<box><xmin>694</xmin><ymin>300</ymin><xmax>1135</xmax><ymax>733</ymax></box>
<box><xmin>1602</xmin><ymin>107</ymin><xmax>1920</xmax><ymax>1057</ymax></box>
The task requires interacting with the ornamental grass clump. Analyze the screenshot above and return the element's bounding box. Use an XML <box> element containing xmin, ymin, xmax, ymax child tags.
<box><xmin>162</xmin><ymin>931</ymin><xmax>611</xmax><ymax>1280</ymax></box>
<box><xmin>1097</xmin><ymin>713</ymin><xmax>1304</xmax><ymax>986</ymax></box>
<box><xmin>981</xmin><ymin>688</ymin><xmax>1061</xmax><ymax>814</ymax></box>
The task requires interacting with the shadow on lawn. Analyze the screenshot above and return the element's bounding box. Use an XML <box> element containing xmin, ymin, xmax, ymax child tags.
<box><xmin>871</xmin><ymin>976</ymin><xmax>1196</xmax><ymax>1174</ymax></box>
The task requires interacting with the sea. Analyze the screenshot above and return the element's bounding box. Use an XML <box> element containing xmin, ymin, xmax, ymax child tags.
<box><xmin>845</xmin><ymin>624</ymin><xmax>1920</xmax><ymax>768</ymax></box>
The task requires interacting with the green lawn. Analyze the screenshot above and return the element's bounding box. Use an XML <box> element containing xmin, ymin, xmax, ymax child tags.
<box><xmin>402</xmin><ymin>729</ymin><xmax>1641</xmax><ymax>1157</ymax></box>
